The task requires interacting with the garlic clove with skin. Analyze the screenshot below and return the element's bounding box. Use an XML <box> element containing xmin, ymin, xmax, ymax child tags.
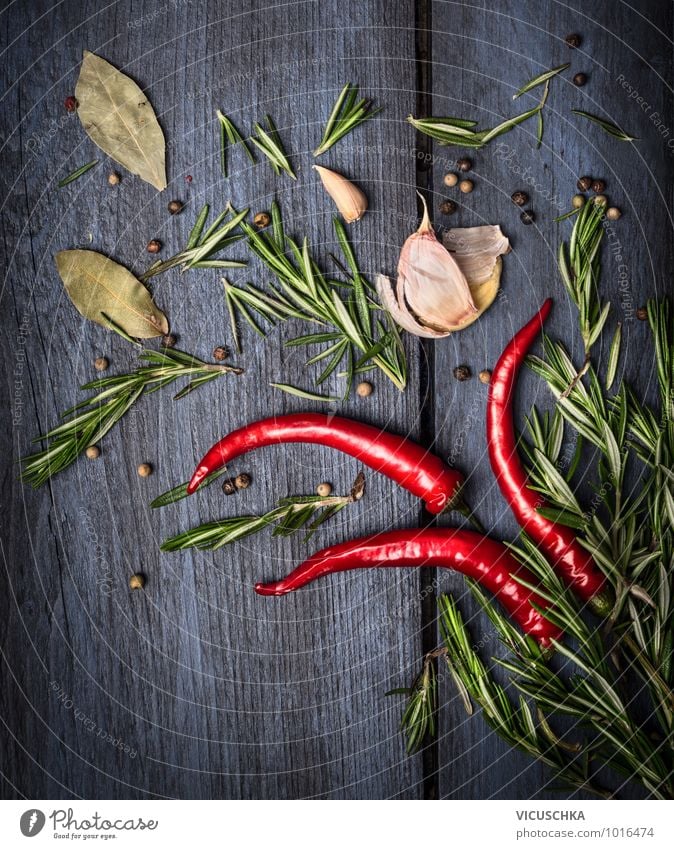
<box><xmin>314</xmin><ymin>165</ymin><xmax>368</xmax><ymax>223</ymax></box>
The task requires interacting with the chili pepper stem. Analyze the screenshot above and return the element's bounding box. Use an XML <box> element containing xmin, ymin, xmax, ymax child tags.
<box><xmin>451</xmin><ymin>497</ymin><xmax>486</xmax><ymax>534</ymax></box>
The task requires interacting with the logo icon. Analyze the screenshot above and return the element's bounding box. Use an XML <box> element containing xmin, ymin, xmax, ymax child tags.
<box><xmin>20</xmin><ymin>810</ymin><xmax>46</xmax><ymax>837</ymax></box>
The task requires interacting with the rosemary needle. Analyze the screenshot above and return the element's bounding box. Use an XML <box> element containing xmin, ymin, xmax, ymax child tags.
<box><xmin>57</xmin><ymin>159</ymin><xmax>98</xmax><ymax>188</ymax></box>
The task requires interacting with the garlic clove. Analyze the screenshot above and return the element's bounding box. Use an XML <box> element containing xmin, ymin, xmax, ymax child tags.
<box><xmin>314</xmin><ymin>165</ymin><xmax>368</xmax><ymax>223</ymax></box>
<box><xmin>442</xmin><ymin>225</ymin><xmax>510</xmax><ymax>284</ymax></box>
<box><xmin>375</xmin><ymin>274</ymin><xmax>450</xmax><ymax>338</ymax></box>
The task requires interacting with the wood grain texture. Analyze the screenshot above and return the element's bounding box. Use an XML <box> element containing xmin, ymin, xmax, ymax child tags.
<box><xmin>0</xmin><ymin>0</ymin><xmax>671</xmax><ymax>801</ymax></box>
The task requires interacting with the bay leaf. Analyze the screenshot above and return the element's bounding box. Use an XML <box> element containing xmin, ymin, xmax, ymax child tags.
<box><xmin>55</xmin><ymin>249</ymin><xmax>169</xmax><ymax>338</ymax></box>
<box><xmin>75</xmin><ymin>50</ymin><xmax>167</xmax><ymax>190</ymax></box>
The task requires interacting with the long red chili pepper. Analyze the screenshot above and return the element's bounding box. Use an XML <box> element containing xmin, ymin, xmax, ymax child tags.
<box><xmin>487</xmin><ymin>300</ymin><xmax>611</xmax><ymax>614</ymax></box>
<box><xmin>187</xmin><ymin>413</ymin><xmax>463</xmax><ymax>514</ymax></box>
<box><xmin>254</xmin><ymin>529</ymin><xmax>562</xmax><ymax>646</ymax></box>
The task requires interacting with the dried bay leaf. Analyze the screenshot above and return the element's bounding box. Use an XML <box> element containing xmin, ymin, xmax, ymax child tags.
<box><xmin>76</xmin><ymin>50</ymin><xmax>167</xmax><ymax>190</ymax></box>
<box><xmin>55</xmin><ymin>249</ymin><xmax>169</xmax><ymax>338</ymax></box>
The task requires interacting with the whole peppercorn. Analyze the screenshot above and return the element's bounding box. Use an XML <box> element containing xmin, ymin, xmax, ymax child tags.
<box><xmin>443</xmin><ymin>172</ymin><xmax>458</xmax><ymax>187</ymax></box>
<box><xmin>520</xmin><ymin>210</ymin><xmax>536</xmax><ymax>225</ymax></box>
<box><xmin>356</xmin><ymin>381</ymin><xmax>373</xmax><ymax>397</ymax></box>
<box><xmin>606</xmin><ymin>206</ymin><xmax>622</xmax><ymax>221</ymax></box>
<box><xmin>453</xmin><ymin>364</ymin><xmax>471</xmax><ymax>382</ymax></box>
<box><xmin>107</xmin><ymin>172</ymin><xmax>121</xmax><ymax>186</ymax></box>
<box><xmin>316</xmin><ymin>482</ymin><xmax>333</xmax><ymax>497</ymax></box>
<box><xmin>146</xmin><ymin>239</ymin><xmax>161</xmax><ymax>254</ymax></box>
<box><xmin>636</xmin><ymin>307</ymin><xmax>648</xmax><ymax>321</ymax></box>
<box><xmin>565</xmin><ymin>33</ymin><xmax>582</xmax><ymax>48</ymax></box>
<box><xmin>212</xmin><ymin>345</ymin><xmax>230</xmax><ymax>361</ymax></box>
<box><xmin>64</xmin><ymin>95</ymin><xmax>78</xmax><ymax>112</ymax></box>
<box><xmin>85</xmin><ymin>445</ymin><xmax>101</xmax><ymax>459</ymax></box>
<box><xmin>167</xmin><ymin>199</ymin><xmax>183</xmax><ymax>215</ymax></box>
<box><xmin>439</xmin><ymin>199</ymin><xmax>457</xmax><ymax>215</ymax></box>
<box><xmin>129</xmin><ymin>573</ymin><xmax>146</xmax><ymax>590</ymax></box>
<box><xmin>457</xmin><ymin>157</ymin><xmax>472</xmax><ymax>172</ymax></box>
<box><xmin>479</xmin><ymin>369</ymin><xmax>492</xmax><ymax>384</ymax></box>
<box><xmin>235</xmin><ymin>473</ymin><xmax>252</xmax><ymax>490</ymax></box>
<box><xmin>161</xmin><ymin>333</ymin><xmax>177</xmax><ymax>348</ymax></box>
<box><xmin>137</xmin><ymin>463</ymin><xmax>153</xmax><ymax>478</ymax></box>
<box><xmin>459</xmin><ymin>179</ymin><xmax>474</xmax><ymax>194</ymax></box>
<box><xmin>573</xmin><ymin>72</ymin><xmax>588</xmax><ymax>86</ymax></box>
<box><xmin>94</xmin><ymin>356</ymin><xmax>109</xmax><ymax>372</ymax></box>
<box><xmin>185</xmin><ymin>174</ymin><xmax>193</xmax><ymax>183</ymax></box>
<box><xmin>222</xmin><ymin>478</ymin><xmax>237</xmax><ymax>495</ymax></box>
<box><xmin>571</xmin><ymin>194</ymin><xmax>586</xmax><ymax>209</ymax></box>
<box><xmin>254</xmin><ymin>211</ymin><xmax>271</xmax><ymax>228</ymax></box>
<box><xmin>577</xmin><ymin>176</ymin><xmax>592</xmax><ymax>192</ymax></box>
<box><xmin>511</xmin><ymin>190</ymin><xmax>528</xmax><ymax>206</ymax></box>
<box><xmin>593</xmin><ymin>194</ymin><xmax>608</xmax><ymax>207</ymax></box>
<box><xmin>591</xmin><ymin>179</ymin><xmax>606</xmax><ymax>194</ymax></box>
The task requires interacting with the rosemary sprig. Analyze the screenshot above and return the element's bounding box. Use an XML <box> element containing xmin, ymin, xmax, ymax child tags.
<box><xmin>512</xmin><ymin>63</ymin><xmax>569</xmax><ymax>99</ymax></box>
<box><xmin>141</xmin><ymin>204</ymin><xmax>248</xmax><ymax>281</ymax></box>
<box><xmin>223</xmin><ymin>202</ymin><xmax>407</xmax><ymax>392</ymax></box>
<box><xmin>161</xmin><ymin>471</ymin><xmax>365</xmax><ymax>551</ymax></box>
<box><xmin>314</xmin><ymin>83</ymin><xmax>381</xmax><ymax>156</ymax></box>
<box><xmin>216</xmin><ymin>111</ymin><xmax>256</xmax><ymax>177</ymax></box>
<box><xmin>21</xmin><ymin>349</ymin><xmax>243</xmax><ymax>487</ymax></box>
<box><xmin>249</xmin><ymin>115</ymin><xmax>296</xmax><ymax>179</ymax></box>
<box><xmin>57</xmin><ymin>159</ymin><xmax>98</xmax><ymax>188</ymax></box>
<box><xmin>572</xmin><ymin>110</ymin><xmax>637</xmax><ymax>141</ymax></box>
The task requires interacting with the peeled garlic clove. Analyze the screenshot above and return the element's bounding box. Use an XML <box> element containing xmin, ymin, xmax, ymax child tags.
<box><xmin>375</xmin><ymin>274</ymin><xmax>450</xmax><ymax>339</ymax></box>
<box><xmin>314</xmin><ymin>165</ymin><xmax>368</xmax><ymax>223</ymax></box>
<box><xmin>396</xmin><ymin>194</ymin><xmax>478</xmax><ymax>333</ymax></box>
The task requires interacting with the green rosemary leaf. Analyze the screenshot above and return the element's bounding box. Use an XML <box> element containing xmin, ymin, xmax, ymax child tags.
<box><xmin>536</xmin><ymin>505</ymin><xmax>587</xmax><ymax>529</ymax></box>
<box><xmin>187</xmin><ymin>204</ymin><xmax>210</xmax><ymax>250</ymax></box>
<box><xmin>57</xmin><ymin>159</ymin><xmax>98</xmax><ymax>188</ymax></box>
<box><xmin>250</xmin><ymin>116</ymin><xmax>296</xmax><ymax>179</ymax></box>
<box><xmin>99</xmin><ymin>312</ymin><xmax>142</xmax><ymax>347</ymax></box>
<box><xmin>314</xmin><ymin>83</ymin><xmax>381</xmax><ymax>156</ymax></box>
<box><xmin>606</xmin><ymin>322</ymin><xmax>622</xmax><ymax>390</ymax></box>
<box><xmin>513</xmin><ymin>63</ymin><xmax>569</xmax><ymax>99</ymax></box>
<box><xmin>269</xmin><ymin>382</ymin><xmax>341</xmax><ymax>403</ymax></box>
<box><xmin>150</xmin><ymin>467</ymin><xmax>230</xmax><ymax>508</ymax></box>
<box><xmin>572</xmin><ymin>110</ymin><xmax>637</xmax><ymax>141</ymax></box>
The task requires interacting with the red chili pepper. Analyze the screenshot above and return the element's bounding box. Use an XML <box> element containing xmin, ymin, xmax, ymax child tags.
<box><xmin>487</xmin><ymin>300</ymin><xmax>610</xmax><ymax>614</ymax></box>
<box><xmin>255</xmin><ymin>529</ymin><xmax>562</xmax><ymax>646</ymax></box>
<box><xmin>187</xmin><ymin>413</ymin><xmax>464</xmax><ymax>514</ymax></box>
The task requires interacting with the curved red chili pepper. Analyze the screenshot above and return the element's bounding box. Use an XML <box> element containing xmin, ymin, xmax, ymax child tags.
<box><xmin>187</xmin><ymin>413</ymin><xmax>463</xmax><ymax>514</ymax></box>
<box><xmin>487</xmin><ymin>300</ymin><xmax>610</xmax><ymax>613</ymax></box>
<box><xmin>255</xmin><ymin>529</ymin><xmax>562</xmax><ymax>646</ymax></box>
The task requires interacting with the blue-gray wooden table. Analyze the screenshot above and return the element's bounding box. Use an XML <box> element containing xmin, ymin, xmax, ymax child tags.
<box><xmin>1</xmin><ymin>0</ymin><xmax>671</xmax><ymax>799</ymax></box>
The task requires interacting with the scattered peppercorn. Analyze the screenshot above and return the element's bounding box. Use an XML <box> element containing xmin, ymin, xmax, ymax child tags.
<box><xmin>212</xmin><ymin>345</ymin><xmax>229</xmax><ymax>361</ymax></box>
<box><xmin>254</xmin><ymin>211</ymin><xmax>271</xmax><ymax>228</ymax></box>
<box><xmin>571</xmin><ymin>194</ymin><xmax>586</xmax><ymax>209</ymax></box>
<box><xmin>457</xmin><ymin>157</ymin><xmax>472</xmax><ymax>172</ymax></box>
<box><xmin>235</xmin><ymin>473</ymin><xmax>252</xmax><ymax>490</ymax></box>
<box><xmin>606</xmin><ymin>206</ymin><xmax>622</xmax><ymax>221</ymax></box>
<box><xmin>161</xmin><ymin>333</ymin><xmax>177</xmax><ymax>348</ymax></box>
<box><xmin>593</xmin><ymin>194</ymin><xmax>608</xmax><ymax>207</ymax></box>
<box><xmin>459</xmin><ymin>179</ymin><xmax>474</xmax><ymax>194</ymax></box>
<box><xmin>146</xmin><ymin>239</ymin><xmax>161</xmax><ymax>254</ymax></box>
<box><xmin>443</xmin><ymin>172</ymin><xmax>458</xmax><ymax>187</ymax></box>
<box><xmin>137</xmin><ymin>463</ymin><xmax>152</xmax><ymax>478</ymax></box>
<box><xmin>167</xmin><ymin>199</ymin><xmax>183</xmax><ymax>214</ymax></box>
<box><xmin>107</xmin><ymin>172</ymin><xmax>121</xmax><ymax>186</ymax></box>
<box><xmin>185</xmin><ymin>174</ymin><xmax>193</xmax><ymax>183</ymax></box>
<box><xmin>64</xmin><ymin>95</ymin><xmax>78</xmax><ymax>112</ymax></box>
<box><xmin>520</xmin><ymin>210</ymin><xmax>536</xmax><ymax>225</ymax></box>
<box><xmin>129</xmin><ymin>573</ymin><xmax>146</xmax><ymax>590</ymax></box>
<box><xmin>591</xmin><ymin>179</ymin><xmax>606</xmax><ymax>193</ymax></box>
<box><xmin>511</xmin><ymin>190</ymin><xmax>528</xmax><ymax>206</ymax></box>
<box><xmin>439</xmin><ymin>199</ymin><xmax>457</xmax><ymax>215</ymax></box>
<box><xmin>636</xmin><ymin>307</ymin><xmax>648</xmax><ymax>321</ymax></box>
<box><xmin>222</xmin><ymin>478</ymin><xmax>237</xmax><ymax>495</ymax></box>
<box><xmin>573</xmin><ymin>72</ymin><xmax>587</xmax><ymax>86</ymax></box>
<box><xmin>356</xmin><ymin>381</ymin><xmax>373</xmax><ymax>397</ymax></box>
<box><xmin>479</xmin><ymin>369</ymin><xmax>492</xmax><ymax>384</ymax></box>
<box><xmin>453</xmin><ymin>365</ymin><xmax>471</xmax><ymax>381</ymax></box>
<box><xmin>565</xmin><ymin>33</ymin><xmax>582</xmax><ymax>48</ymax></box>
<box><xmin>85</xmin><ymin>445</ymin><xmax>101</xmax><ymax>459</ymax></box>
<box><xmin>577</xmin><ymin>176</ymin><xmax>592</xmax><ymax>192</ymax></box>
<box><xmin>94</xmin><ymin>356</ymin><xmax>109</xmax><ymax>372</ymax></box>
<box><xmin>316</xmin><ymin>482</ymin><xmax>333</xmax><ymax>497</ymax></box>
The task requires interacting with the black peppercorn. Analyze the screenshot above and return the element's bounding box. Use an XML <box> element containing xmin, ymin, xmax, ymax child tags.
<box><xmin>453</xmin><ymin>365</ymin><xmax>471</xmax><ymax>381</ymax></box>
<box><xmin>520</xmin><ymin>210</ymin><xmax>535</xmax><ymax>225</ymax></box>
<box><xmin>212</xmin><ymin>346</ymin><xmax>230</xmax><ymax>361</ymax></box>
<box><xmin>511</xmin><ymin>190</ymin><xmax>529</xmax><ymax>206</ymax></box>
<box><xmin>222</xmin><ymin>478</ymin><xmax>237</xmax><ymax>495</ymax></box>
<box><xmin>591</xmin><ymin>179</ymin><xmax>606</xmax><ymax>193</ymax></box>
<box><xmin>577</xmin><ymin>176</ymin><xmax>592</xmax><ymax>192</ymax></box>
<box><xmin>636</xmin><ymin>307</ymin><xmax>648</xmax><ymax>321</ymax></box>
<box><xmin>565</xmin><ymin>33</ymin><xmax>582</xmax><ymax>48</ymax></box>
<box><xmin>162</xmin><ymin>334</ymin><xmax>177</xmax><ymax>348</ymax></box>
<box><xmin>456</xmin><ymin>157</ymin><xmax>472</xmax><ymax>172</ymax></box>
<box><xmin>168</xmin><ymin>200</ymin><xmax>183</xmax><ymax>214</ymax></box>
<box><xmin>439</xmin><ymin>199</ymin><xmax>457</xmax><ymax>215</ymax></box>
<box><xmin>573</xmin><ymin>72</ymin><xmax>587</xmax><ymax>86</ymax></box>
